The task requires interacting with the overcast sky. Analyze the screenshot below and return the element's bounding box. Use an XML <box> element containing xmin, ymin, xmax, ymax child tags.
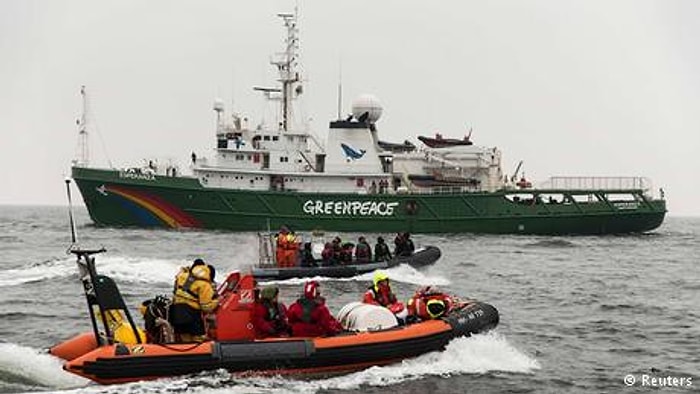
<box><xmin>1</xmin><ymin>0</ymin><xmax>698</xmax><ymax>216</ymax></box>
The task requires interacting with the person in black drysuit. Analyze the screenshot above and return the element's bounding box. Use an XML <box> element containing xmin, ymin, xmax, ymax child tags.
<box><xmin>374</xmin><ymin>236</ymin><xmax>392</xmax><ymax>262</ymax></box>
<box><xmin>394</xmin><ymin>232</ymin><xmax>415</xmax><ymax>257</ymax></box>
<box><xmin>300</xmin><ymin>242</ymin><xmax>318</xmax><ymax>267</ymax></box>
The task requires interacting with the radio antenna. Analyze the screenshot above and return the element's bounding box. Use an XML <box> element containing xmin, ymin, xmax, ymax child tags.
<box><xmin>337</xmin><ymin>59</ymin><xmax>343</xmax><ymax>120</ymax></box>
<box><xmin>65</xmin><ymin>178</ymin><xmax>78</xmax><ymax>246</ymax></box>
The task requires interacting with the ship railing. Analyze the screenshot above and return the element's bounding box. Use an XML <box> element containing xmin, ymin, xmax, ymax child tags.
<box><xmin>403</xmin><ymin>185</ymin><xmax>485</xmax><ymax>195</ymax></box>
<box><xmin>400</xmin><ymin>176</ymin><xmax>660</xmax><ymax>197</ymax></box>
<box><xmin>386</xmin><ymin>176</ymin><xmax>660</xmax><ymax>198</ymax></box>
<box><xmin>538</xmin><ymin>177</ymin><xmax>653</xmax><ymax>192</ymax></box>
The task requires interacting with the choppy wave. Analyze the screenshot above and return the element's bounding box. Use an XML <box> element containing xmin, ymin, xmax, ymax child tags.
<box><xmin>524</xmin><ymin>239</ymin><xmax>577</xmax><ymax>248</ymax></box>
<box><xmin>0</xmin><ymin>258</ymin><xmax>75</xmax><ymax>287</ymax></box>
<box><xmin>0</xmin><ymin>343</ymin><xmax>88</xmax><ymax>390</ymax></box>
<box><xmin>0</xmin><ymin>255</ymin><xmax>184</xmax><ymax>288</ymax></box>
<box><xmin>0</xmin><ymin>235</ymin><xmax>22</xmax><ymax>243</ymax></box>
<box><xmin>267</xmin><ymin>264</ymin><xmax>450</xmax><ymax>287</ymax></box>
<box><xmin>205</xmin><ymin>332</ymin><xmax>537</xmax><ymax>393</ymax></box>
<box><xmin>0</xmin><ymin>311</ymin><xmax>60</xmax><ymax>321</ymax></box>
<box><xmin>96</xmin><ymin>256</ymin><xmax>184</xmax><ymax>285</ymax></box>
<box><xmin>24</xmin><ymin>332</ymin><xmax>536</xmax><ymax>394</ymax></box>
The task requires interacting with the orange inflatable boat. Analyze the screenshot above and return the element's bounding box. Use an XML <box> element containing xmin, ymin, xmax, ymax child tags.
<box><xmin>50</xmin><ymin>248</ymin><xmax>499</xmax><ymax>384</ymax></box>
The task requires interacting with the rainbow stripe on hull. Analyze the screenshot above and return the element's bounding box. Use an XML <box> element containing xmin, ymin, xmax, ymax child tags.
<box><xmin>104</xmin><ymin>186</ymin><xmax>201</xmax><ymax>229</ymax></box>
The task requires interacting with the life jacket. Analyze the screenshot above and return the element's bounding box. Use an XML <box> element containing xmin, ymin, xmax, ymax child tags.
<box><xmin>321</xmin><ymin>245</ymin><xmax>334</xmax><ymax>261</ymax></box>
<box><xmin>365</xmin><ymin>284</ymin><xmax>397</xmax><ymax>307</ymax></box>
<box><xmin>394</xmin><ymin>236</ymin><xmax>410</xmax><ymax>257</ymax></box>
<box><xmin>297</xmin><ymin>298</ymin><xmax>317</xmax><ymax>323</ymax></box>
<box><xmin>406</xmin><ymin>239</ymin><xmax>415</xmax><ymax>253</ymax></box>
<box><xmin>374</xmin><ymin>242</ymin><xmax>391</xmax><ymax>261</ymax></box>
<box><xmin>251</xmin><ymin>297</ymin><xmax>288</xmax><ymax>338</ymax></box>
<box><xmin>301</xmin><ymin>249</ymin><xmax>316</xmax><ymax>266</ymax></box>
<box><xmin>173</xmin><ymin>266</ymin><xmax>218</xmax><ymax>312</ymax></box>
<box><xmin>355</xmin><ymin>242</ymin><xmax>371</xmax><ymax>261</ymax></box>
<box><xmin>285</xmin><ymin>233</ymin><xmax>298</xmax><ymax>250</ymax></box>
<box><xmin>340</xmin><ymin>243</ymin><xmax>354</xmax><ymax>263</ymax></box>
<box><xmin>407</xmin><ymin>287</ymin><xmax>453</xmax><ymax>320</ymax></box>
<box><xmin>332</xmin><ymin>242</ymin><xmax>342</xmax><ymax>260</ymax></box>
<box><xmin>288</xmin><ymin>292</ymin><xmax>341</xmax><ymax>337</ymax></box>
<box><xmin>265</xmin><ymin>300</ymin><xmax>283</xmax><ymax>321</ymax></box>
<box><xmin>276</xmin><ymin>233</ymin><xmax>289</xmax><ymax>250</ymax></box>
<box><xmin>262</xmin><ymin>300</ymin><xmax>288</xmax><ymax>332</ymax></box>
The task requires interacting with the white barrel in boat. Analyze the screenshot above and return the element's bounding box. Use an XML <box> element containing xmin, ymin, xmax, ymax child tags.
<box><xmin>336</xmin><ymin>301</ymin><xmax>398</xmax><ymax>332</ymax></box>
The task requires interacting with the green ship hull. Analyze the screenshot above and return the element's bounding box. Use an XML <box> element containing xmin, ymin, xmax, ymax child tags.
<box><xmin>72</xmin><ymin>167</ymin><xmax>666</xmax><ymax>235</ymax></box>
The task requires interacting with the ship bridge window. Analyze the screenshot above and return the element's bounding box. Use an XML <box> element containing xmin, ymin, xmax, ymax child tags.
<box><xmin>280</xmin><ymin>157</ymin><xmax>289</xmax><ymax>163</ymax></box>
<box><xmin>263</xmin><ymin>136</ymin><xmax>270</xmax><ymax>141</ymax></box>
<box><xmin>273</xmin><ymin>136</ymin><xmax>279</xmax><ymax>141</ymax></box>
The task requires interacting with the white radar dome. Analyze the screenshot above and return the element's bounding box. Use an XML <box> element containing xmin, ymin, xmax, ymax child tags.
<box><xmin>213</xmin><ymin>98</ymin><xmax>225</xmax><ymax>112</ymax></box>
<box><xmin>351</xmin><ymin>94</ymin><xmax>383</xmax><ymax>123</ymax></box>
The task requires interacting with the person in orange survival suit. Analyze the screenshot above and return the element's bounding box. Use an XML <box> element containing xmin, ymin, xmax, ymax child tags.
<box><xmin>171</xmin><ymin>258</ymin><xmax>219</xmax><ymax>342</ymax></box>
<box><xmin>363</xmin><ymin>270</ymin><xmax>408</xmax><ymax>323</ymax></box>
<box><xmin>282</xmin><ymin>230</ymin><xmax>300</xmax><ymax>268</ymax></box>
<box><xmin>287</xmin><ymin>281</ymin><xmax>343</xmax><ymax>337</ymax></box>
<box><xmin>275</xmin><ymin>226</ymin><xmax>289</xmax><ymax>267</ymax></box>
<box><xmin>406</xmin><ymin>286</ymin><xmax>454</xmax><ymax>321</ymax></box>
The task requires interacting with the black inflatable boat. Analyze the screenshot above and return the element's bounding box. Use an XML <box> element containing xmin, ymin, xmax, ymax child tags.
<box><xmin>252</xmin><ymin>246</ymin><xmax>441</xmax><ymax>280</ymax></box>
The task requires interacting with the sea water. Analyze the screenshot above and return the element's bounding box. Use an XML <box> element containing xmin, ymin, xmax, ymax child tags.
<box><xmin>0</xmin><ymin>206</ymin><xmax>697</xmax><ymax>393</ymax></box>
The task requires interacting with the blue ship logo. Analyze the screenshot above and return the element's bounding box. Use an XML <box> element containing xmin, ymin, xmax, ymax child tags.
<box><xmin>341</xmin><ymin>143</ymin><xmax>366</xmax><ymax>161</ymax></box>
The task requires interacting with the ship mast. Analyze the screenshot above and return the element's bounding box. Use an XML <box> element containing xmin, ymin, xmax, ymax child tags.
<box><xmin>273</xmin><ymin>11</ymin><xmax>301</xmax><ymax>132</ymax></box>
<box><xmin>75</xmin><ymin>85</ymin><xmax>89</xmax><ymax>166</ymax></box>
<box><xmin>252</xmin><ymin>10</ymin><xmax>303</xmax><ymax>132</ymax></box>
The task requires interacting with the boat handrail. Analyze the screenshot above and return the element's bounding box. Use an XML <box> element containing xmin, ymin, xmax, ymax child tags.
<box><xmin>539</xmin><ymin>176</ymin><xmax>652</xmax><ymax>192</ymax></box>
